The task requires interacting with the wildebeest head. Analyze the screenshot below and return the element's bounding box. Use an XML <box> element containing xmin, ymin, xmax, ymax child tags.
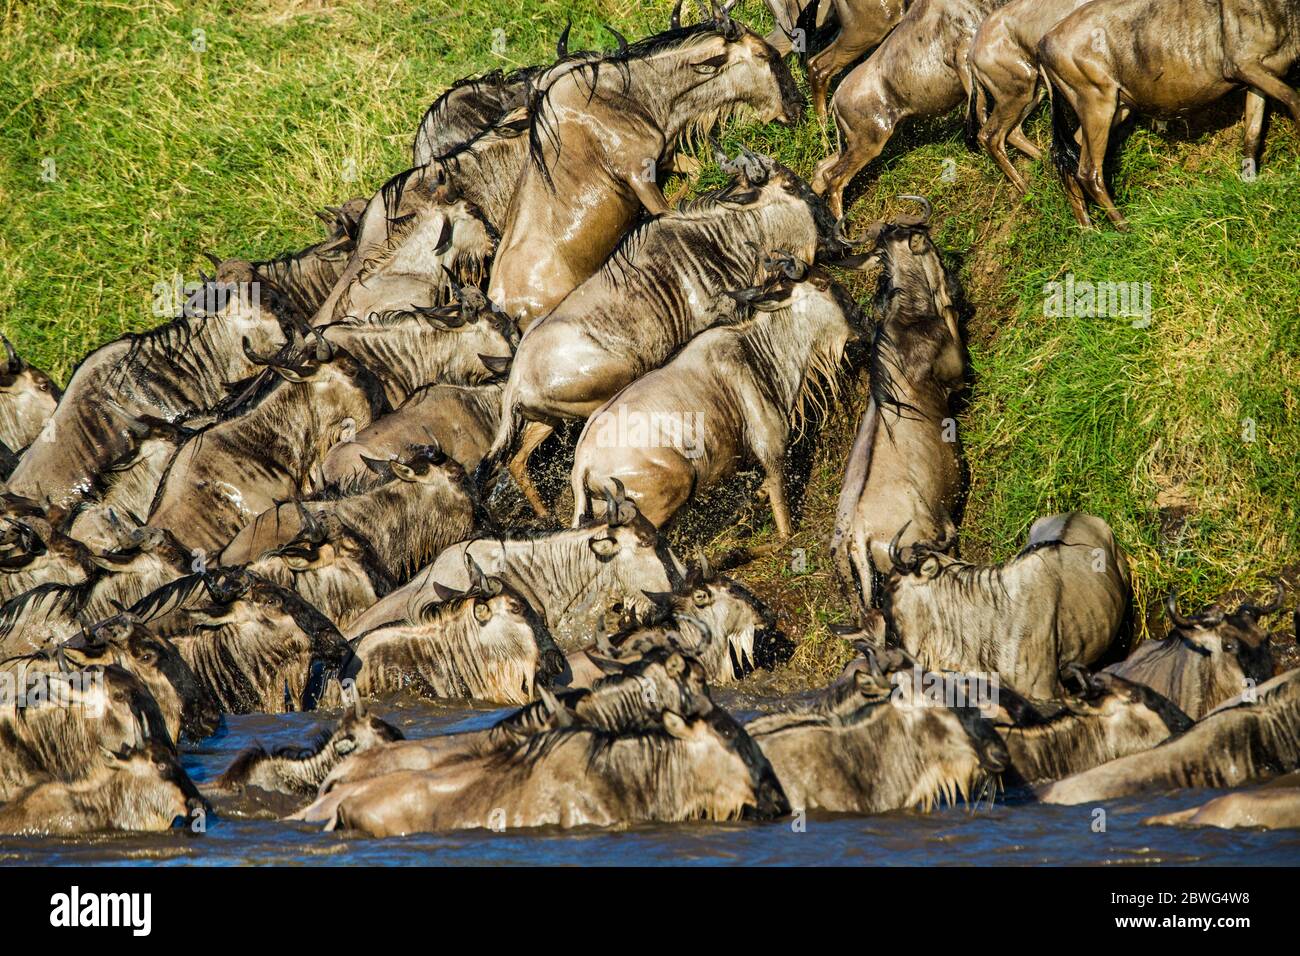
<box><xmin>1163</xmin><ymin>584</ymin><xmax>1283</xmax><ymax>689</ymax></box>
<box><xmin>578</xmin><ymin>481</ymin><xmax>685</xmax><ymax>621</ymax></box>
<box><xmin>347</xmin><ymin>571</ymin><xmax>563</xmax><ymax>706</ymax></box>
<box><xmin>102</xmin><ymin>739</ymin><xmax>207</xmax><ymax>826</ymax></box>
<box><xmin>65</xmin><ymin>612</ymin><xmax>222</xmax><ymax>742</ymax></box>
<box><xmin>0</xmin><ymin>335</ymin><xmax>59</xmax><ymax>451</ymax></box>
<box><xmin>678</xmin><ymin>6</ymin><xmax>805</xmax><ymax>128</ymax></box>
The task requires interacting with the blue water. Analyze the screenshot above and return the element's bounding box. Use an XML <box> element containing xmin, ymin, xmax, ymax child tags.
<box><xmin>3</xmin><ymin>694</ymin><xmax>1298</xmax><ymax>866</ymax></box>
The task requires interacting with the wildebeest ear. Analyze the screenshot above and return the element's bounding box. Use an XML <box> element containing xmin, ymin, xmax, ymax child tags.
<box><xmin>478</xmin><ymin>353</ymin><xmax>512</xmax><ymax>375</ymax></box>
<box><xmin>432</xmin><ymin>581</ymin><xmax>461</xmax><ymax>602</ymax></box>
<box><xmin>589</xmin><ymin>536</ymin><xmax>620</xmax><ymax>559</ymax></box>
<box><xmin>641</xmin><ymin>589</ymin><xmax>674</xmax><ymax>609</ymax></box>
<box><xmin>270</xmin><ymin>364</ymin><xmax>313</xmax><ymax>384</ymax></box>
<box><xmin>690</xmin><ymin>52</ymin><xmax>728</xmax><ymax>74</ymax></box>
<box><xmin>662</xmin><ymin>711</ymin><xmax>691</xmax><ymax>740</ymax></box>
<box><xmin>823</xmin><ymin>251</ymin><xmax>882</xmax><ymax>271</ymax></box>
<box><xmin>390</xmin><ymin>460</ymin><xmax>418</xmax><ymax>482</ymax></box>
<box><xmin>586</xmin><ymin>652</ymin><xmax>625</xmax><ymax>675</ymax></box>
<box><xmin>360</xmin><ymin>455</ymin><xmax>393</xmax><ymax>478</ymax></box>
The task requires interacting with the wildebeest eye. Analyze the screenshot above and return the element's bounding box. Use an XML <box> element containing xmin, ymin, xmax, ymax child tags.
<box><xmin>473</xmin><ymin>601</ymin><xmax>492</xmax><ymax>624</ymax></box>
<box><xmin>1221</xmin><ymin>637</ymin><xmax>1239</xmax><ymax>654</ymax></box>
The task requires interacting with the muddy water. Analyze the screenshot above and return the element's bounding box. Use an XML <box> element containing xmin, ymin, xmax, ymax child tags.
<box><xmin>2</xmin><ymin>693</ymin><xmax>1298</xmax><ymax>866</ymax></box>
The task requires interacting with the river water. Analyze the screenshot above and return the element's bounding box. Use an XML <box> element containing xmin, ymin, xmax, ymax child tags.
<box><xmin>3</xmin><ymin>694</ymin><xmax>1298</xmax><ymax>866</ymax></box>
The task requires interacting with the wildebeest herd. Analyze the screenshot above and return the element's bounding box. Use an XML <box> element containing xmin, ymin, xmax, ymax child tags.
<box><xmin>2</xmin><ymin>1</ymin><xmax>1298</xmax><ymax>842</ymax></box>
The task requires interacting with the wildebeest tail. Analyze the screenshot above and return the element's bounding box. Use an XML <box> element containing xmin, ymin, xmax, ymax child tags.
<box><xmin>964</xmin><ymin>77</ymin><xmax>991</xmax><ymax>152</ymax></box>
<box><xmin>1047</xmin><ymin>77</ymin><xmax>1081</xmax><ymax>183</ymax></box>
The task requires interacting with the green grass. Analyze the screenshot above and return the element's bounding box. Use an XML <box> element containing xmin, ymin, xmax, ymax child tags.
<box><xmin>3</xmin><ymin>0</ymin><xmax>1297</xmax><ymax>679</ymax></box>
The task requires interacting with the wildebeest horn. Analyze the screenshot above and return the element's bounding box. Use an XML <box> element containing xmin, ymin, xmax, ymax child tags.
<box><xmin>832</xmin><ymin>217</ymin><xmax>874</xmax><ymax>249</ymax></box>
<box><xmin>1237</xmin><ymin>579</ymin><xmax>1285</xmax><ymax>619</ymax></box>
<box><xmin>887</xmin><ymin>522</ymin><xmax>915</xmax><ymax>574</ymax></box>
<box><xmin>605</xmin><ymin>477</ymin><xmax>636</xmax><ymax>526</ymax></box>
<box><xmin>1165</xmin><ymin>592</ymin><xmax>1194</xmax><ymax>629</ymax></box>
<box><xmin>433</xmin><ymin>217</ymin><xmax>454</xmax><ymax>255</ymax></box>
<box><xmin>603</xmin><ymin>24</ymin><xmax>629</xmax><ymax>54</ymax></box>
<box><xmin>241</xmin><ymin>336</ymin><xmax>276</xmax><ymax>367</ymax></box>
<box><xmin>294</xmin><ymin>499</ymin><xmax>326</xmax><ymax>545</ymax></box>
<box><xmin>556</xmin><ymin>19</ymin><xmax>572</xmax><ymax>58</ymax></box>
<box><xmin>670</xmin><ymin>0</ymin><xmax>684</xmax><ymax>29</ymax></box>
<box><xmin>309</xmin><ymin>327</ymin><xmax>332</xmax><ymax>363</ymax></box>
<box><xmin>203</xmin><ymin>251</ymin><xmax>223</xmax><ymax>270</ymax></box>
<box><xmin>1</xmin><ymin>334</ymin><xmax>19</xmax><ymax>374</ymax></box>
<box><xmin>898</xmin><ymin>195</ymin><xmax>933</xmax><ymax>225</ymax></box>
<box><xmin>464</xmin><ymin>553</ymin><xmax>501</xmax><ymax>596</ymax></box>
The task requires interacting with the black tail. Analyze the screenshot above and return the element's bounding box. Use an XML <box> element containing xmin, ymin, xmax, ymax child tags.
<box><xmin>1048</xmin><ymin>81</ymin><xmax>1082</xmax><ymax>183</ymax></box>
<box><xmin>964</xmin><ymin>79</ymin><xmax>989</xmax><ymax>152</ymax></box>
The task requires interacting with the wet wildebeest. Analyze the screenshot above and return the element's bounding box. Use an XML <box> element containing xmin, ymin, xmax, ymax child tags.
<box><xmin>308</xmin><ymin>680</ymin><xmax>785</xmax><ymax>835</ymax></box>
<box><xmin>64</xmin><ymin>412</ymin><xmax>196</xmax><ymax>551</ymax></box>
<box><xmin>310</xmin><ymin>171</ymin><xmax>495</xmax><ymax>328</ymax></box>
<box><xmin>1101</xmin><ymin>583</ymin><xmax>1287</xmax><ymax>719</ymax></box>
<box><xmin>1040</xmin><ymin>0</ymin><xmax>1300</xmax><ymax>229</ymax></box>
<box><xmin>745</xmin><ymin>645</ymin><xmax>1008</xmax><ymax>813</ymax></box>
<box><xmin>348</xmin><ymin>489</ymin><xmax>684</xmax><ymax>650</ymax></box>
<box><xmin>995</xmin><ymin>670</ymin><xmax>1192</xmax><ymax>787</ymax></box>
<box><xmin>0</xmin><ymin>663</ymin><xmax>171</xmax><ymax>801</ymax></box>
<box><xmin>412</xmin><ymin>64</ymin><xmax>539</xmax><ymax>166</ymax></box>
<box><xmin>147</xmin><ymin>340</ymin><xmax>389</xmax><ymax>553</ymax></box>
<box><xmin>812</xmin><ymin>0</ymin><xmax>1008</xmax><ymax>218</ymax></box>
<box><xmin>963</xmin><ymin>0</ymin><xmax>1089</xmax><ymax>192</ymax></box>
<box><xmin>306</xmin><ymin>644</ymin><xmax>717</xmax><ymax>800</ymax></box>
<box><xmin>805</xmin><ymin>0</ymin><xmax>908</xmax><ymax>120</ymax></box>
<box><xmin>320</xmin><ymin>381</ymin><xmax>503</xmax><ymax>488</ymax></box>
<box><xmin>871</xmin><ymin>512</ymin><xmax>1130</xmax><ymax>699</ymax></box>
<box><xmin>562</xmin><ymin>561</ymin><xmax>788</xmax><ymax>688</ymax></box>
<box><xmin>7</xmin><ymin>262</ymin><xmax>298</xmax><ymax>512</ymax></box>
<box><xmin>325</xmin><ymin>573</ymin><xmax>563</xmax><ymax>707</ymax></box>
<box><xmin>571</xmin><ymin>259</ymin><xmax>857</xmax><ymax>536</ymax></box>
<box><xmin>216</xmin><ymin>699</ymin><xmax>402</xmax><ymax>797</ymax></box>
<box><xmin>830</xmin><ymin>201</ymin><xmax>965</xmax><ymax>617</ymax></box>
<box><xmin>488</xmin><ymin>13</ymin><xmax>804</xmax><ymax>328</ymax></box>
<box><xmin>0</xmin><ymin>740</ymin><xmax>205</xmax><ymax>836</ymax></box>
<box><xmin>1038</xmin><ymin>667</ymin><xmax>1300</xmax><ymax>805</ymax></box>
<box><xmin>0</xmin><ymin>335</ymin><xmax>60</xmax><ymax>452</ymax></box>
<box><xmin>130</xmin><ymin>569</ymin><xmax>351</xmax><ymax>715</ymax></box>
<box><xmin>222</xmin><ymin>447</ymin><xmax>476</xmax><ymax>603</ymax></box>
<box><xmin>319</xmin><ymin>285</ymin><xmax>515</xmax><ymax>406</ymax></box>
<box><xmin>1144</xmin><ymin>784</ymin><xmax>1300</xmax><ymax>831</ymax></box>
<box><xmin>0</xmin><ymin>526</ymin><xmax>191</xmax><ymax>653</ymax></box>
<box><xmin>482</xmin><ymin>152</ymin><xmax>838</xmax><ymax>515</ymax></box>
<box><xmin>1</xmin><ymin>612</ymin><xmax>221</xmax><ymax>743</ymax></box>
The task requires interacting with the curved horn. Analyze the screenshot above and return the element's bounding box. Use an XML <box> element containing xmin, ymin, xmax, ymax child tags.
<box><xmin>556</xmin><ymin>19</ymin><xmax>571</xmax><ymax>58</ymax></box>
<box><xmin>309</xmin><ymin>327</ymin><xmax>332</xmax><ymax>363</ymax></box>
<box><xmin>1238</xmin><ymin>579</ymin><xmax>1285</xmax><ymax>619</ymax></box>
<box><xmin>1165</xmin><ymin>592</ymin><xmax>1200</xmax><ymax>629</ymax></box>
<box><xmin>833</xmin><ymin>217</ymin><xmax>873</xmax><ymax>249</ymax></box>
<box><xmin>203</xmin><ymin>251</ymin><xmax>223</xmax><ymax>270</ymax></box>
<box><xmin>898</xmin><ymin>194</ymin><xmax>933</xmax><ymax>225</ymax></box>
<box><xmin>670</xmin><ymin>0</ymin><xmax>684</xmax><ymax>29</ymax></box>
<box><xmin>887</xmin><ymin>521</ymin><xmax>915</xmax><ymax>574</ymax></box>
<box><xmin>241</xmin><ymin>336</ymin><xmax>274</xmax><ymax>367</ymax></box>
<box><xmin>294</xmin><ymin>499</ymin><xmax>326</xmax><ymax>545</ymax></box>
<box><xmin>2</xmin><ymin>334</ymin><xmax>22</xmax><ymax>373</ymax></box>
<box><xmin>603</xmin><ymin>24</ymin><xmax>629</xmax><ymax>54</ymax></box>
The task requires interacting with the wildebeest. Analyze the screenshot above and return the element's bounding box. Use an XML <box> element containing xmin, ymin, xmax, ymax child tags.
<box><xmin>1038</xmin><ymin>667</ymin><xmax>1300</xmax><ymax>804</ymax></box>
<box><xmin>215</xmin><ymin>700</ymin><xmax>403</xmax><ymax>796</ymax></box>
<box><xmin>0</xmin><ymin>663</ymin><xmax>171</xmax><ymax>801</ymax></box>
<box><xmin>995</xmin><ymin>670</ymin><xmax>1192</xmax><ymax>787</ymax></box>
<box><xmin>147</xmin><ymin>340</ymin><xmax>389</xmax><ymax>553</ymax></box>
<box><xmin>130</xmin><ymin>569</ymin><xmax>352</xmax><ymax>715</ymax></box>
<box><xmin>963</xmin><ymin>0</ymin><xmax>1088</xmax><ymax>192</ymax></box>
<box><xmin>348</xmin><ymin>488</ymin><xmax>684</xmax><ymax>650</ymax></box>
<box><xmin>327</xmin><ymin>572</ymin><xmax>563</xmax><ymax>707</ymax></box>
<box><xmin>0</xmin><ymin>335</ymin><xmax>60</xmax><ymax>453</ymax></box>
<box><xmin>1101</xmin><ymin>583</ymin><xmax>1287</xmax><ymax>719</ymax></box>
<box><xmin>65</xmin><ymin>412</ymin><xmax>196</xmax><ymax>551</ymax></box>
<box><xmin>1</xmin><ymin>612</ymin><xmax>221</xmax><ymax>743</ymax></box>
<box><xmin>319</xmin><ymin>285</ymin><xmax>515</xmax><ymax>406</ymax></box>
<box><xmin>310</xmin><ymin>172</ymin><xmax>496</xmax><ymax>328</ymax></box>
<box><xmin>0</xmin><ymin>740</ymin><xmax>205</xmax><ymax>835</ymax></box>
<box><xmin>745</xmin><ymin>646</ymin><xmax>1008</xmax><ymax>813</ymax></box>
<box><xmin>320</xmin><ymin>381</ymin><xmax>503</xmax><ymax>488</ymax></box>
<box><xmin>306</xmin><ymin>644</ymin><xmax>716</xmax><ymax>801</ymax></box>
<box><xmin>571</xmin><ymin>259</ymin><xmax>857</xmax><ymax>535</ymax></box>
<box><xmin>0</xmin><ymin>527</ymin><xmax>191</xmax><ymax>654</ymax></box>
<box><xmin>221</xmin><ymin>447</ymin><xmax>477</xmax><ymax>605</ymax></box>
<box><xmin>1040</xmin><ymin>0</ymin><xmax>1300</xmax><ymax>229</ymax></box>
<box><xmin>7</xmin><ymin>262</ymin><xmax>298</xmax><ymax>512</ymax></box>
<box><xmin>811</xmin><ymin>0</ymin><xmax>1007</xmax><ymax>217</ymax></box>
<box><xmin>805</xmin><ymin>0</ymin><xmax>908</xmax><ymax>120</ymax></box>
<box><xmin>830</xmin><ymin>202</ymin><xmax>965</xmax><ymax>617</ymax></box>
<box><xmin>412</xmin><ymin>65</ymin><xmax>538</xmax><ymax>166</ymax></box>
<box><xmin>483</xmin><ymin>152</ymin><xmax>838</xmax><ymax>514</ymax></box>
<box><xmin>872</xmin><ymin>512</ymin><xmax>1130</xmax><ymax>698</ymax></box>
<box><xmin>0</xmin><ymin>514</ymin><xmax>98</xmax><ymax>605</ymax></box>
<box><xmin>488</xmin><ymin>13</ymin><xmax>804</xmax><ymax>327</ymax></box>
<box><xmin>1144</xmin><ymin>784</ymin><xmax>1300</xmax><ymax>831</ymax></box>
<box><xmin>310</xmin><ymin>682</ymin><xmax>786</xmax><ymax>835</ymax></box>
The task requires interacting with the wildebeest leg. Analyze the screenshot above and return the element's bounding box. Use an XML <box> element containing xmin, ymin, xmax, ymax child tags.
<box><xmin>1074</xmin><ymin>98</ymin><xmax>1128</xmax><ymax>231</ymax></box>
<box><xmin>762</xmin><ymin>473</ymin><xmax>792</xmax><ymax>540</ymax></box>
<box><xmin>809</xmin><ymin>34</ymin><xmax>879</xmax><ymax>121</ymax></box>
<box><xmin>1226</xmin><ymin>63</ymin><xmax>1300</xmax><ymax>125</ymax></box>
<box><xmin>510</xmin><ymin>422</ymin><xmax>554</xmax><ymax>517</ymax></box>
<box><xmin>1242</xmin><ymin>90</ymin><xmax>1267</xmax><ymax>167</ymax></box>
<box><xmin>980</xmin><ymin>82</ymin><xmax>1040</xmax><ymax>193</ymax></box>
<box><xmin>812</xmin><ymin>96</ymin><xmax>900</xmax><ymax>219</ymax></box>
